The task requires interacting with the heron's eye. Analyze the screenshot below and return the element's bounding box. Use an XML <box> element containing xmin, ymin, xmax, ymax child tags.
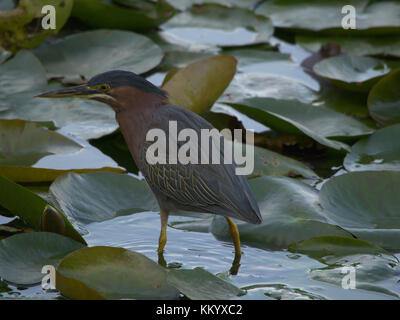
<box><xmin>99</xmin><ymin>84</ymin><xmax>110</xmax><ymax>92</ymax></box>
<box><xmin>90</xmin><ymin>84</ymin><xmax>110</xmax><ymax>92</ymax></box>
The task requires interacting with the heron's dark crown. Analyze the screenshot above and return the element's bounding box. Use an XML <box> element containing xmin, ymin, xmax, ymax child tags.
<box><xmin>88</xmin><ymin>70</ymin><xmax>167</xmax><ymax>97</ymax></box>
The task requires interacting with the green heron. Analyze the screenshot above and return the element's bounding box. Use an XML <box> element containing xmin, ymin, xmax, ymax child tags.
<box><xmin>37</xmin><ymin>70</ymin><xmax>262</xmax><ymax>262</ymax></box>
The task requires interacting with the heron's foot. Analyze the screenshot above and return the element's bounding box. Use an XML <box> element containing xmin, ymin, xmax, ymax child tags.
<box><xmin>157</xmin><ymin>208</ymin><xmax>169</xmax><ymax>254</ymax></box>
<box><xmin>157</xmin><ymin>226</ymin><xmax>167</xmax><ymax>254</ymax></box>
<box><xmin>225</xmin><ymin>217</ymin><xmax>242</xmax><ymax>257</ymax></box>
<box><xmin>230</xmin><ymin>252</ymin><xmax>241</xmax><ymax>275</ymax></box>
<box><xmin>158</xmin><ymin>251</ymin><xmax>167</xmax><ymax>268</ymax></box>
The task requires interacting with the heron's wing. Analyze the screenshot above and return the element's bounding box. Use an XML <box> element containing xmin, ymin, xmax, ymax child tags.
<box><xmin>139</xmin><ymin>105</ymin><xmax>261</xmax><ymax>224</ymax></box>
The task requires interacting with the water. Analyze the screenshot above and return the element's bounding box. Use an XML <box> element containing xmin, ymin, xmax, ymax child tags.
<box><xmin>2</xmin><ymin>212</ymin><xmax>396</xmax><ymax>300</ymax></box>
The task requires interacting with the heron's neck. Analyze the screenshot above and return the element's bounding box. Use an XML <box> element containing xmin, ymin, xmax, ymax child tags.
<box><xmin>115</xmin><ymin>93</ymin><xmax>167</xmax><ymax>165</ymax></box>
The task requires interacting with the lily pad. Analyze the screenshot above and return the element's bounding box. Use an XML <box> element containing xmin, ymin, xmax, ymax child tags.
<box><xmin>297</xmin><ymin>36</ymin><xmax>400</xmax><ymax>58</ymax></box>
<box><xmin>160</xmin><ymin>4</ymin><xmax>273</xmax><ymax>47</ymax></box>
<box><xmin>320</xmin><ymin>171</ymin><xmax>400</xmax><ymax>250</ymax></box>
<box><xmin>162</xmin><ymin>55</ymin><xmax>237</xmax><ymax>114</ymax></box>
<box><xmin>289</xmin><ymin>236</ymin><xmax>388</xmax><ymax>263</ymax></box>
<box><xmin>227</xmin><ymin>97</ymin><xmax>374</xmax><ymax>151</ymax></box>
<box><xmin>0</xmin><ymin>51</ymin><xmax>120</xmax><ymax>140</ymax></box>
<box><xmin>210</xmin><ymin>176</ymin><xmax>353</xmax><ymax>250</ymax></box>
<box><xmin>56</xmin><ymin>246</ymin><xmax>180</xmax><ymax>300</ymax></box>
<box><xmin>313</xmin><ymin>55</ymin><xmax>390</xmax><ymax>92</ymax></box>
<box><xmin>256</xmin><ymin>0</ymin><xmax>400</xmax><ymax>35</ymax></box>
<box><xmin>0</xmin><ymin>118</ymin><xmax>124</xmax><ymax>182</ymax></box>
<box><xmin>0</xmin><ymin>0</ymin><xmax>73</xmax><ymax>51</ymax></box>
<box><xmin>165</xmin><ymin>0</ymin><xmax>258</xmax><ymax>11</ymax></box>
<box><xmin>0</xmin><ymin>232</ymin><xmax>85</xmax><ymax>285</ymax></box>
<box><xmin>0</xmin><ymin>175</ymin><xmax>85</xmax><ymax>244</ymax></box>
<box><xmin>344</xmin><ymin>124</ymin><xmax>400</xmax><ymax>172</ymax></box>
<box><xmin>33</xmin><ymin>29</ymin><xmax>163</xmax><ymax>81</ymax></box>
<box><xmin>167</xmin><ymin>267</ymin><xmax>243</xmax><ymax>300</ymax></box>
<box><xmin>0</xmin><ymin>119</ymin><xmax>81</xmax><ymax>166</ymax></box>
<box><xmin>72</xmin><ymin>0</ymin><xmax>175</xmax><ymax>31</ymax></box>
<box><xmin>219</xmin><ymin>49</ymin><xmax>319</xmax><ymax>104</ymax></box>
<box><xmin>289</xmin><ymin>236</ymin><xmax>400</xmax><ymax>297</ymax></box>
<box><xmin>49</xmin><ymin>172</ymin><xmax>158</xmax><ymax>225</ymax></box>
<box><xmin>230</xmin><ymin>141</ymin><xmax>318</xmax><ymax>179</ymax></box>
<box><xmin>368</xmin><ymin>69</ymin><xmax>400</xmax><ymax>126</ymax></box>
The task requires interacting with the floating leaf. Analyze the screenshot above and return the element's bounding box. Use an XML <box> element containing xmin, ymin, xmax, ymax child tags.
<box><xmin>289</xmin><ymin>236</ymin><xmax>388</xmax><ymax>263</ymax></box>
<box><xmin>0</xmin><ymin>51</ymin><xmax>120</xmax><ymax>140</ymax></box>
<box><xmin>210</xmin><ymin>176</ymin><xmax>353</xmax><ymax>249</ymax></box>
<box><xmin>313</xmin><ymin>55</ymin><xmax>390</xmax><ymax>92</ymax></box>
<box><xmin>219</xmin><ymin>49</ymin><xmax>319</xmax><ymax>104</ymax></box>
<box><xmin>56</xmin><ymin>246</ymin><xmax>180</xmax><ymax>300</ymax></box>
<box><xmin>72</xmin><ymin>0</ymin><xmax>175</xmax><ymax>31</ymax></box>
<box><xmin>0</xmin><ymin>0</ymin><xmax>73</xmax><ymax>51</ymax></box>
<box><xmin>33</xmin><ymin>30</ymin><xmax>163</xmax><ymax>80</ymax></box>
<box><xmin>0</xmin><ymin>119</ymin><xmax>81</xmax><ymax>166</ymax></box>
<box><xmin>167</xmin><ymin>267</ymin><xmax>243</xmax><ymax>300</ymax></box>
<box><xmin>227</xmin><ymin>98</ymin><xmax>373</xmax><ymax>151</ymax></box>
<box><xmin>256</xmin><ymin>0</ymin><xmax>400</xmax><ymax>35</ymax></box>
<box><xmin>0</xmin><ymin>232</ymin><xmax>85</xmax><ymax>285</ymax></box>
<box><xmin>0</xmin><ymin>118</ymin><xmax>124</xmax><ymax>182</ymax></box>
<box><xmin>368</xmin><ymin>69</ymin><xmax>400</xmax><ymax>126</ymax></box>
<box><xmin>162</xmin><ymin>55</ymin><xmax>237</xmax><ymax>114</ymax></box>
<box><xmin>0</xmin><ymin>232</ymin><xmax>84</xmax><ymax>284</ymax></box>
<box><xmin>289</xmin><ymin>236</ymin><xmax>400</xmax><ymax>297</ymax></box>
<box><xmin>344</xmin><ymin>124</ymin><xmax>400</xmax><ymax>172</ymax></box>
<box><xmin>160</xmin><ymin>4</ymin><xmax>273</xmax><ymax>47</ymax></box>
<box><xmin>297</xmin><ymin>35</ymin><xmax>400</xmax><ymax>58</ymax></box>
<box><xmin>0</xmin><ymin>175</ymin><xmax>85</xmax><ymax>244</ymax></box>
<box><xmin>50</xmin><ymin>172</ymin><xmax>158</xmax><ymax>225</ymax></box>
<box><xmin>165</xmin><ymin>0</ymin><xmax>259</xmax><ymax>11</ymax></box>
<box><xmin>320</xmin><ymin>171</ymin><xmax>400</xmax><ymax>250</ymax></box>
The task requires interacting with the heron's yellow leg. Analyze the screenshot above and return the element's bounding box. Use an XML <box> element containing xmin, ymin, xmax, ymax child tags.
<box><xmin>225</xmin><ymin>217</ymin><xmax>242</xmax><ymax>256</ymax></box>
<box><xmin>158</xmin><ymin>209</ymin><xmax>169</xmax><ymax>254</ymax></box>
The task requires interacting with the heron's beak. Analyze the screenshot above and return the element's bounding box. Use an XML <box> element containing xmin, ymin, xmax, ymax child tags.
<box><xmin>35</xmin><ymin>85</ymin><xmax>100</xmax><ymax>99</ymax></box>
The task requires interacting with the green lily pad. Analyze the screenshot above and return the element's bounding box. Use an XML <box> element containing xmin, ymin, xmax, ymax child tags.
<box><xmin>219</xmin><ymin>49</ymin><xmax>319</xmax><ymax>104</ymax></box>
<box><xmin>0</xmin><ymin>119</ymin><xmax>81</xmax><ymax>166</ymax></box>
<box><xmin>0</xmin><ymin>50</ymin><xmax>120</xmax><ymax>140</ymax></box>
<box><xmin>256</xmin><ymin>0</ymin><xmax>400</xmax><ymax>35</ymax></box>
<box><xmin>320</xmin><ymin>171</ymin><xmax>400</xmax><ymax>250</ymax></box>
<box><xmin>368</xmin><ymin>69</ymin><xmax>400</xmax><ymax>126</ymax></box>
<box><xmin>297</xmin><ymin>35</ymin><xmax>400</xmax><ymax>58</ymax></box>
<box><xmin>0</xmin><ymin>118</ymin><xmax>124</xmax><ymax>182</ymax></box>
<box><xmin>0</xmin><ymin>232</ymin><xmax>85</xmax><ymax>285</ymax></box>
<box><xmin>50</xmin><ymin>172</ymin><xmax>158</xmax><ymax>225</ymax></box>
<box><xmin>162</xmin><ymin>55</ymin><xmax>237</xmax><ymax>114</ymax></box>
<box><xmin>227</xmin><ymin>97</ymin><xmax>374</xmax><ymax>151</ymax></box>
<box><xmin>166</xmin><ymin>0</ymin><xmax>258</xmax><ymax>11</ymax></box>
<box><xmin>344</xmin><ymin>124</ymin><xmax>400</xmax><ymax>171</ymax></box>
<box><xmin>72</xmin><ymin>0</ymin><xmax>175</xmax><ymax>31</ymax></box>
<box><xmin>0</xmin><ymin>0</ymin><xmax>73</xmax><ymax>51</ymax></box>
<box><xmin>167</xmin><ymin>267</ymin><xmax>243</xmax><ymax>300</ymax></box>
<box><xmin>313</xmin><ymin>55</ymin><xmax>390</xmax><ymax>92</ymax></box>
<box><xmin>56</xmin><ymin>246</ymin><xmax>180</xmax><ymax>300</ymax></box>
<box><xmin>0</xmin><ymin>0</ymin><xmax>15</xmax><ymax>10</ymax></box>
<box><xmin>230</xmin><ymin>140</ymin><xmax>318</xmax><ymax>179</ymax></box>
<box><xmin>0</xmin><ymin>174</ymin><xmax>85</xmax><ymax>243</ymax></box>
<box><xmin>209</xmin><ymin>176</ymin><xmax>353</xmax><ymax>249</ymax></box>
<box><xmin>289</xmin><ymin>236</ymin><xmax>388</xmax><ymax>263</ymax></box>
<box><xmin>33</xmin><ymin>29</ymin><xmax>163</xmax><ymax>81</ymax></box>
<box><xmin>160</xmin><ymin>4</ymin><xmax>273</xmax><ymax>47</ymax></box>
<box><xmin>289</xmin><ymin>236</ymin><xmax>400</xmax><ymax>297</ymax></box>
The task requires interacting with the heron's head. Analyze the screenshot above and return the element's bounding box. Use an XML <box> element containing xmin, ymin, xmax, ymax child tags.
<box><xmin>36</xmin><ymin>70</ymin><xmax>167</xmax><ymax>111</ymax></box>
